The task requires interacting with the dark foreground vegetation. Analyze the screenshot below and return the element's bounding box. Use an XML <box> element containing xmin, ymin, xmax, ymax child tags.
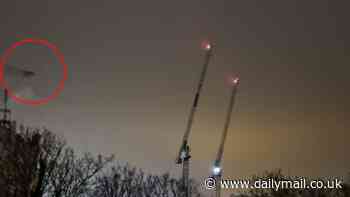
<box><xmin>0</xmin><ymin>125</ymin><xmax>349</xmax><ymax>197</ymax></box>
<box><xmin>0</xmin><ymin>126</ymin><xmax>201</xmax><ymax>197</ymax></box>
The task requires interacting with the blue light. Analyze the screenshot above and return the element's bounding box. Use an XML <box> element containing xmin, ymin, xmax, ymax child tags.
<box><xmin>212</xmin><ymin>166</ymin><xmax>221</xmax><ymax>175</ymax></box>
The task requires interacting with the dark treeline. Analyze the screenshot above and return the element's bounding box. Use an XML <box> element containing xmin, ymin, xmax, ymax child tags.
<box><xmin>0</xmin><ymin>126</ymin><xmax>201</xmax><ymax>197</ymax></box>
<box><xmin>1</xmin><ymin>125</ymin><xmax>349</xmax><ymax>197</ymax></box>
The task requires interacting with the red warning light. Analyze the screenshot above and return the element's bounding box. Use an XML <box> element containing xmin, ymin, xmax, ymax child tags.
<box><xmin>232</xmin><ymin>77</ymin><xmax>239</xmax><ymax>84</ymax></box>
<box><xmin>201</xmin><ymin>40</ymin><xmax>212</xmax><ymax>51</ymax></box>
<box><xmin>224</xmin><ymin>75</ymin><xmax>240</xmax><ymax>87</ymax></box>
<box><xmin>205</xmin><ymin>43</ymin><xmax>211</xmax><ymax>50</ymax></box>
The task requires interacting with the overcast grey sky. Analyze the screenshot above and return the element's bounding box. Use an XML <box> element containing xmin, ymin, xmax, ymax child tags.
<box><xmin>1</xmin><ymin>1</ymin><xmax>349</xmax><ymax>196</ymax></box>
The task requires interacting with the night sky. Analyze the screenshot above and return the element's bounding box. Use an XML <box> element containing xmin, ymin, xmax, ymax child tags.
<box><xmin>1</xmin><ymin>1</ymin><xmax>349</xmax><ymax>196</ymax></box>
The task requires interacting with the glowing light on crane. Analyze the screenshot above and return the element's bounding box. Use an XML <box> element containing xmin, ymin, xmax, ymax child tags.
<box><xmin>176</xmin><ymin>41</ymin><xmax>214</xmax><ymax>197</ymax></box>
<box><xmin>205</xmin><ymin>43</ymin><xmax>211</xmax><ymax>50</ymax></box>
<box><xmin>211</xmin><ymin>75</ymin><xmax>240</xmax><ymax>197</ymax></box>
<box><xmin>201</xmin><ymin>40</ymin><xmax>212</xmax><ymax>51</ymax></box>
<box><xmin>232</xmin><ymin>77</ymin><xmax>239</xmax><ymax>84</ymax></box>
<box><xmin>212</xmin><ymin>166</ymin><xmax>221</xmax><ymax>175</ymax></box>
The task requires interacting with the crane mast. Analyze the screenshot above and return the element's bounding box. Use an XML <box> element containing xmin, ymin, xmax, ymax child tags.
<box><xmin>212</xmin><ymin>77</ymin><xmax>239</xmax><ymax>197</ymax></box>
<box><xmin>176</xmin><ymin>42</ymin><xmax>213</xmax><ymax>197</ymax></box>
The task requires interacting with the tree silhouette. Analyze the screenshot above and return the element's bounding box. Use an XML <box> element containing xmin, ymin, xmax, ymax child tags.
<box><xmin>0</xmin><ymin>124</ymin><xmax>203</xmax><ymax>197</ymax></box>
<box><xmin>0</xmin><ymin>125</ymin><xmax>42</xmax><ymax>196</ymax></box>
<box><xmin>0</xmin><ymin>125</ymin><xmax>114</xmax><ymax>197</ymax></box>
<box><xmin>93</xmin><ymin>163</ymin><xmax>201</xmax><ymax>197</ymax></box>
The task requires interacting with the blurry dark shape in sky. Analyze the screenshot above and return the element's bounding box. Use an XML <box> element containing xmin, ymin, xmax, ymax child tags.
<box><xmin>2</xmin><ymin>44</ymin><xmax>62</xmax><ymax>100</ymax></box>
<box><xmin>0</xmin><ymin>1</ymin><xmax>349</xmax><ymax>197</ymax></box>
<box><xmin>4</xmin><ymin>65</ymin><xmax>35</xmax><ymax>78</ymax></box>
